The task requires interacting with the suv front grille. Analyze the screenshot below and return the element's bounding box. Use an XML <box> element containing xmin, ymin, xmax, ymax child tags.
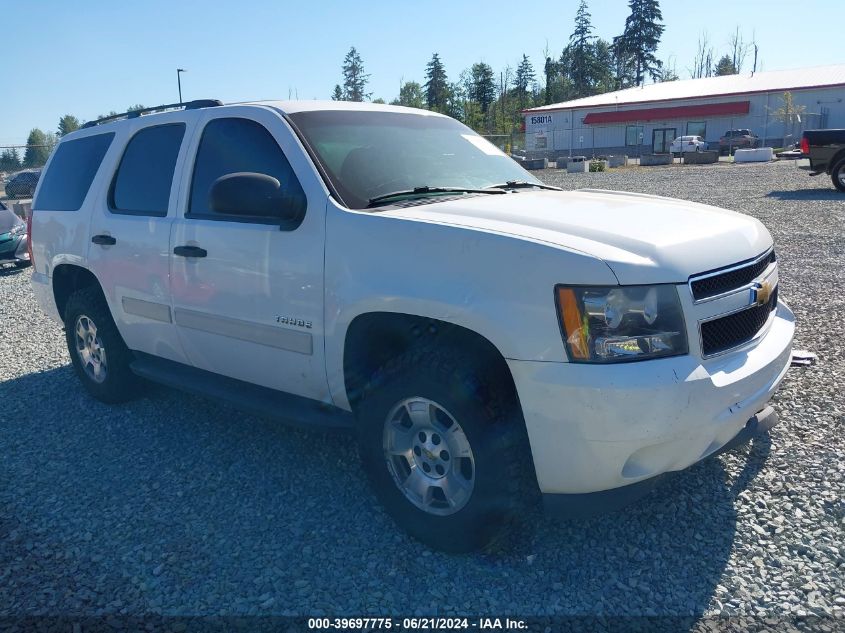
<box><xmin>691</xmin><ymin>250</ymin><xmax>776</xmax><ymax>301</ymax></box>
<box><xmin>700</xmin><ymin>287</ymin><xmax>777</xmax><ymax>356</ymax></box>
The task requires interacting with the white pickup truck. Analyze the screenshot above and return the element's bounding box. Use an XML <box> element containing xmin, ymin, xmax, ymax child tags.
<box><xmin>29</xmin><ymin>100</ymin><xmax>794</xmax><ymax>552</ymax></box>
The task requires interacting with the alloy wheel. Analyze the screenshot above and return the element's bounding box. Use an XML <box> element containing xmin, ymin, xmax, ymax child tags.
<box><xmin>382</xmin><ymin>397</ymin><xmax>476</xmax><ymax>516</ymax></box>
<box><xmin>74</xmin><ymin>314</ymin><xmax>108</xmax><ymax>383</ymax></box>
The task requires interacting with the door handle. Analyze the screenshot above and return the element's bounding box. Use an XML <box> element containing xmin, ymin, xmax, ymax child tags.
<box><xmin>91</xmin><ymin>234</ymin><xmax>117</xmax><ymax>246</ymax></box>
<box><xmin>173</xmin><ymin>245</ymin><xmax>207</xmax><ymax>258</ymax></box>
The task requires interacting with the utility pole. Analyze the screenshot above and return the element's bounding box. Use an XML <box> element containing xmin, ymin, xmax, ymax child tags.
<box><xmin>177</xmin><ymin>68</ymin><xmax>186</xmax><ymax>104</ymax></box>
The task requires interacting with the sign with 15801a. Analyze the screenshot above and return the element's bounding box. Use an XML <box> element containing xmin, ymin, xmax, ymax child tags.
<box><xmin>528</xmin><ymin>115</ymin><xmax>552</xmax><ymax>125</ymax></box>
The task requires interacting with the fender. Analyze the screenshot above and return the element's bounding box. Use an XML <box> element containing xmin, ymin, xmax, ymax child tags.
<box><xmin>323</xmin><ymin>200</ymin><xmax>617</xmax><ymax>409</ymax></box>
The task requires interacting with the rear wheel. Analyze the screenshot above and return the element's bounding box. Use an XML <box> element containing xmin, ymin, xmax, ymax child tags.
<box><xmin>831</xmin><ymin>158</ymin><xmax>845</xmax><ymax>193</ymax></box>
<box><xmin>356</xmin><ymin>348</ymin><xmax>530</xmax><ymax>552</ymax></box>
<box><xmin>64</xmin><ymin>286</ymin><xmax>142</xmax><ymax>403</ymax></box>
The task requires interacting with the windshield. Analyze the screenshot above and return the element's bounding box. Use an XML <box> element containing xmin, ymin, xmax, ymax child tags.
<box><xmin>0</xmin><ymin>207</ymin><xmax>23</xmax><ymax>233</ymax></box>
<box><xmin>288</xmin><ymin>110</ymin><xmax>541</xmax><ymax>209</ymax></box>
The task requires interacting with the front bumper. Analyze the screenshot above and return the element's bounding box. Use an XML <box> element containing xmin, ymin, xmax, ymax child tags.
<box><xmin>508</xmin><ymin>300</ymin><xmax>795</xmax><ymax>496</ymax></box>
<box><xmin>541</xmin><ymin>405</ymin><xmax>779</xmax><ymax>519</ymax></box>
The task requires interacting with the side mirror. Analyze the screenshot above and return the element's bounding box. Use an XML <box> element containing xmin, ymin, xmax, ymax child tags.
<box><xmin>209</xmin><ymin>172</ymin><xmax>305</xmax><ymax>225</ymax></box>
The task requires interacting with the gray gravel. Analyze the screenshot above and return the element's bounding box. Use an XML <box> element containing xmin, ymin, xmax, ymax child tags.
<box><xmin>0</xmin><ymin>161</ymin><xmax>843</xmax><ymax>627</ymax></box>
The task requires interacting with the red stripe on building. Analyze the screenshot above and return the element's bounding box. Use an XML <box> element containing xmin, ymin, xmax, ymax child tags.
<box><xmin>582</xmin><ymin>101</ymin><xmax>750</xmax><ymax>124</ymax></box>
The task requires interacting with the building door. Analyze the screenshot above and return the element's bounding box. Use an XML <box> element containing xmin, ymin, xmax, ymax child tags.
<box><xmin>652</xmin><ymin>128</ymin><xmax>676</xmax><ymax>154</ymax></box>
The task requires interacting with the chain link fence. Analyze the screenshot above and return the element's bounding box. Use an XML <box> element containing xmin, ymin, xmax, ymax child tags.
<box><xmin>1</xmin><ymin>143</ymin><xmax>55</xmax><ymax>202</ymax></box>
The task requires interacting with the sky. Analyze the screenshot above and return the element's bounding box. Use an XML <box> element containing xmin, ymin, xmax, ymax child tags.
<box><xmin>3</xmin><ymin>0</ymin><xmax>844</xmax><ymax>146</ymax></box>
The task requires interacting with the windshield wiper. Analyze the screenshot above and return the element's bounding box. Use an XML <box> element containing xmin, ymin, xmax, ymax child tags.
<box><xmin>485</xmin><ymin>180</ymin><xmax>561</xmax><ymax>191</ymax></box>
<box><xmin>367</xmin><ymin>186</ymin><xmax>506</xmax><ymax>208</ymax></box>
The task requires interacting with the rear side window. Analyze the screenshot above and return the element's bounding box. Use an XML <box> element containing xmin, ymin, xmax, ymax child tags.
<box><xmin>110</xmin><ymin>123</ymin><xmax>185</xmax><ymax>217</ymax></box>
<box><xmin>34</xmin><ymin>133</ymin><xmax>113</xmax><ymax>211</ymax></box>
<box><xmin>189</xmin><ymin>117</ymin><xmax>303</xmax><ymax>218</ymax></box>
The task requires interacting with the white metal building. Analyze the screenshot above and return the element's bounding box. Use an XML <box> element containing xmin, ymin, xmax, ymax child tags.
<box><xmin>522</xmin><ymin>64</ymin><xmax>845</xmax><ymax>157</ymax></box>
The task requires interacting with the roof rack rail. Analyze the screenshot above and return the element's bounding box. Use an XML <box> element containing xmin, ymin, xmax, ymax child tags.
<box><xmin>81</xmin><ymin>99</ymin><xmax>223</xmax><ymax>129</ymax></box>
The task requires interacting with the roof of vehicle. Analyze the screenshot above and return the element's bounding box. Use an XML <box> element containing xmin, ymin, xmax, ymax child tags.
<box><xmin>524</xmin><ymin>63</ymin><xmax>845</xmax><ymax>113</ymax></box>
<box><xmin>251</xmin><ymin>100</ymin><xmax>448</xmax><ymax>117</ymax></box>
<box><xmin>74</xmin><ymin>99</ymin><xmax>447</xmax><ymax>134</ymax></box>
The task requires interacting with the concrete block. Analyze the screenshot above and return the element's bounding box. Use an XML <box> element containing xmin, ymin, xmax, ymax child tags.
<box><xmin>684</xmin><ymin>151</ymin><xmax>719</xmax><ymax>164</ymax></box>
<box><xmin>567</xmin><ymin>156</ymin><xmax>589</xmax><ymax>173</ymax></box>
<box><xmin>522</xmin><ymin>158</ymin><xmax>548</xmax><ymax>170</ymax></box>
<box><xmin>606</xmin><ymin>155</ymin><xmax>628</xmax><ymax>168</ymax></box>
<box><xmin>734</xmin><ymin>148</ymin><xmax>774</xmax><ymax>163</ymax></box>
<box><xmin>640</xmin><ymin>154</ymin><xmax>672</xmax><ymax>166</ymax></box>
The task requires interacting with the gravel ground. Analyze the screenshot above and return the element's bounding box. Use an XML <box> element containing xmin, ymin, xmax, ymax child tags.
<box><xmin>0</xmin><ymin>160</ymin><xmax>843</xmax><ymax>629</ymax></box>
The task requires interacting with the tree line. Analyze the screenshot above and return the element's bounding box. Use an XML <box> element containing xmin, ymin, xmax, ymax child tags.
<box><xmin>4</xmin><ymin>0</ymin><xmax>757</xmax><ymax>172</ymax></box>
<box><xmin>331</xmin><ymin>0</ymin><xmax>755</xmax><ymax>139</ymax></box>
<box><xmin>1</xmin><ymin>107</ymin><xmax>145</xmax><ymax>172</ymax></box>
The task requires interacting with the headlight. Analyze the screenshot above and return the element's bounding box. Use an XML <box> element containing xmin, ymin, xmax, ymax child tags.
<box><xmin>555</xmin><ymin>284</ymin><xmax>688</xmax><ymax>363</ymax></box>
<box><xmin>9</xmin><ymin>223</ymin><xmax>25</xmax><ymax>236</ymax></box>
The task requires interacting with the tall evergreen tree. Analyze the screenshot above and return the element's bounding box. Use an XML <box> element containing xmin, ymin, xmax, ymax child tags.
<box><xmin>57</xmin><ymin>115</ymin><xmax>80</xmax><ymax>137</ymax></box>
<box><xmin>444</xmin><ymin>82</ymin><xmax>464</xmax><ymax>121</ymax></box>
<box><xmin>23</xmin><ymin>129</ymin><xmax>50</xmax><ymax>168</ymax></box>
<box><xmin>617</xmin><ymin>0</ymin><xmax>665</xmax><ymax>85</ymax></box>
<box><xmin>424</xmin><ymin>53</ymin><xmax>449</xmax><ymax>111</ymax></box>
<box><xmin>714</xmin><ymin>54</ymin><xmax>737</xmax><ymax>76</ymax></box>
<box><xmin>543</xmin><ymin>57</ymin><xmax>565</xmax><ymax>105</ymax></box>
<box><xmin>469</xmin><ymin>62</ymin><xmax>496</xmax><ymax>113</ymax></box>
<box><xmin>610</xmin><ymin>35</ymin><xmax>637</xmax><ymax>89</ymax></box>
<box><xmin>0</xmin><ymin>148</ymin><xmax>22</xmax><ymax>171</ymax></box>
<box><xmin>340</xmin><ymin>47</ymin><xmax>370</xmax><ymax>102</ymax></box>
<box><xmin>568</xmin><ymin>0</ymin><xmax>596</xmax><ymax>97</ymax></box>
<box><xmin>514</xmin><ymin>54</ymin><xmax>536</xmax><ymax>107</ymax></box>
<box><xmin>592</xmin><ymin>39</ymin><xmax>616</xmax><ymax>92</ymax></box>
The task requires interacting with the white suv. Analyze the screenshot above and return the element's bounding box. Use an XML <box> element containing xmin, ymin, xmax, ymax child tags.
<box><xmin>29</xmin><ymin>100</ymin><xmax>794</xmax><ymax>551</ymax></box>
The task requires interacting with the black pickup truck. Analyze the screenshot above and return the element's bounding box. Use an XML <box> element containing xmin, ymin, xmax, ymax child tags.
<box><xmin>800</xmin><ymin>129</ymin><xmax>845</xmax><ymax>192</ymax></box>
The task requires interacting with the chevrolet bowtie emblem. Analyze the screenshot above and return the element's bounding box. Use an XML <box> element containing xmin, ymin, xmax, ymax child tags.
<box><xmin>753</xmin><ymin>280</ymin><xmax>773</xmax><ymax>306</ymax></box>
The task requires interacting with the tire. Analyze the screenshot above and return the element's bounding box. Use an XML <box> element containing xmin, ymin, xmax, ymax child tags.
<box><xmin>13</xmin><ymin>260</ymin><xmax>31</xmax><ymax>269</ymax></box>
<box><xmin>356</xmin><ymin>347</ymin><xmax>531</xmax><ymax>552</ymax></box>
<box><xmin>831</xmin><ymin>158</ymin><xmax>845</xmax><ymax>193</ymax></box>
<box><xmin>64</xmin><ymin>285</ymin><xmax>142</xmax><ymax>403</ymax></box>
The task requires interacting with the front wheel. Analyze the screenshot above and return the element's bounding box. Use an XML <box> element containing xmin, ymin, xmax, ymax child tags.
<box><xmin>64</xmin><ymin>286</ymin><xmax>142</xmax><ymax>403</ymax></box>
<box><xmin>356</xmin><ymin>348</ymin><xmax>530</xmax><ymax>552</ymax></box>
<box><xmin>831</xmin><ymin>158</ymin><xmax>845</xmax><ymax>193</ymax></box>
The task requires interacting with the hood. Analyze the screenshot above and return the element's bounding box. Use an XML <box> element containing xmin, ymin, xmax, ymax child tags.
<box><xmin>381</xmin><ymin>189</ymin><xmax>772</xmax><ymax>284</ymax></box>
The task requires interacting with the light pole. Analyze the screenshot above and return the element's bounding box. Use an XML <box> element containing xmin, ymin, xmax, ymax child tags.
<box><xmin>177</xmin><ymin>68</ymin><xmax>186</xmax><ymax>104</ymax></box>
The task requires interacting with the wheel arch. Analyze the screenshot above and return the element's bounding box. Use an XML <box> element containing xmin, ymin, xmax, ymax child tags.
<box><xmin>828</xmin><ymin>148</ymin><xmax>845</xmax><ymax>174</ymax></box>
<box><xmin>52</xmin><ymin>264</ymin><xmax>104</xmax><ymax>323</ymax></box>
<box><xmin>342</xmin><ymin>311</ymin><xmax>521</xmax><ymax>415</ymax></box>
